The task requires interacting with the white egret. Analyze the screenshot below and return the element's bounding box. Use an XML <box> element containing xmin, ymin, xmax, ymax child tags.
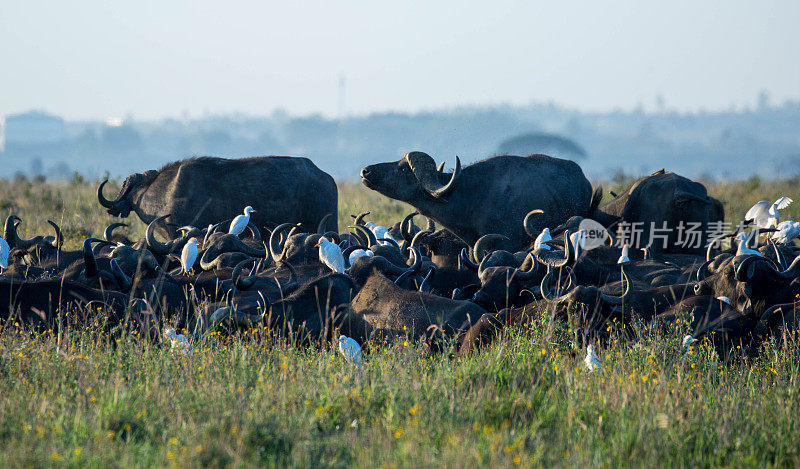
<box><xmin>734</xmin><ymin>232</ymin><xmax>762</xmax><ymax>257</ymax></box>
<box><xmin>617</xmin><ymin>245</ymin><xmax>630</xmax><ymax>264</ymax></box>
<box><xmin>366</xmin><ymin>222</ymin><xmax>396</xmax><ymax>246</ymax></box>
<box><xmin>569</xmin><ymin>230</ymin><xmax>586</xmax><ymax>260</ymax></box>
<box><xmin>181</xmin><ymin>237</ymin><xmax>199</xmax><ymax>274</ymax></box>
<box><xmin>229</xmin><ymin>206</ymin><xmax>256</xmax><ymax>236</ymax></box>
<box><xmin>348</xmin><ymin>248</ymin><xmax>374</xmax><ymax>265</ymax></box>
<box><xmin>0</xmin><ymin>236</ymin><xmax>9</xmax><ymax>270</ymax></box>
<box><xmin>584</xmin><ymin>344</ymin><xmax>601</xmax><ymax>372</ymax></box>
<box><xmin>745</xmin><ymin>197</ymin><xmax>793</xmax><ymax>228</ymax></box>
<box><xmin>317</xmin><ymin>237</ymin><xmax>346</xmax><ymax>273</ymax></box>
<box><xmin>338</xmin><ymin>335</ymin><xmax>362</xmax><ymax>366</ymax></box>
<box><xmin>164</xmin><ymin>328</ymin><xmax>192</xmax><ymax>356</ymax></box>
<box><xmin>681</xmin><ymin>335</ymin><xmax>696</xmax><ymax>357</ymax></box>
<box><xmin>772</xmin><ymin>220</ymin><xmax>800</xmax><ymax>244</ymax></box>
<box><xmin>534</xmin><ymin>228</ymin><xmax>552</xmax><ymax>251</ymax></box>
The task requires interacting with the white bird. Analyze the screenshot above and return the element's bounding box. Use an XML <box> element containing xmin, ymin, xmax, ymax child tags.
<box><xmin>745</xmin><ymin>197</ymin><xmax>793</xmax><ymax>229</ymax></box>
<box><xmin>164</xmin><ymin>328</ymin><xmax>192</xmax><ymax>356</ymax></box>
<box><xmin>338</xmin><ymin>335</ymin><xmax>362</xmax><ymax>366</ymax></box>
<box><xmin>569</xmin><ymin>230</ymin><xmax>586</xmax><ymax>259</ymax></box>
<box><xmin>734</xmin><ymin>232</ymin><xmax>762</xmax><ymax>257</ymax></box>
<box><xmin>181</xmin><ymin>237</ymin><xmax>199</xmax><ymax>274</ymax></box>
<box><xmin>316</xmin><ymin>237</ymin><xmax>346</xmax><ymax>273</ymax></box>
<box><xmin>682</xmin><ymin>334</ymin><xmax>696</xmax><ymax>354</ymax></box>
<box><xmin>366</xmin><ymin>222</ymin><xmax>396</xmax><ymax>246</ymax></box>
<box><xmin>534</xmin><ymin>228</ymin><xmax>552</xmax><ymax>251</ymax></box>
<box><xmin>772</xmin><ymin>220</ymin><xmax>800</xmax><ymax>244</ymax></box>
<box><xmin>617</xmin><ymin>245</ymin><xmax>630</xmax><ymax>264</ymax></box>
<box><xmin>0</xmin><ymin>236</ymin><xmax>9</xmax><ymax>270</ymax></box>
<box><xmin>229</xmin><ymin>206</ymin><xmax>256</xmax><ymax>236</ymax></box>
<box><xmin>348</xmin><ymin>248</ymin><xmax>374</xmax><ymax>265</ymax></box>
<box><xmin>641</xmin><ymin>246</ymin><xmax>652</xmax><ymax>260</ymax></box>
<box><xmin>584</xmin><ymin>344</ymin><xmax>601</xmax><ymax>372</ymax></box>
<box><xmin>716</xmin><ymin>296</ymin><xmax>731</xmax><ymax>305</ymax></box>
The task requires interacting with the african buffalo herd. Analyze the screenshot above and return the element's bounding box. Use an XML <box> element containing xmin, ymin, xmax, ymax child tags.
<box><xmin>1</xmin><ymin>153</ymin><xmax>797</xmax><ymax>359</ymax></box>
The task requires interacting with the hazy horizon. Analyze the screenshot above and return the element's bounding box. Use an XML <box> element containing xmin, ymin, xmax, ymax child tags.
<box><xmin>2</xmin><ymin>1</ymin><xmax>799</xmax><ymax>121</ymax></box>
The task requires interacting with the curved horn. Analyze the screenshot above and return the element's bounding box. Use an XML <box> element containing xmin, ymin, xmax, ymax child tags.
<box><xmin>6</xmin><ymin>215</ymin><xmax>36</xmax><ymax>249</ymax></box>
<box><xmin>232</xmin><ymin>257</ymin><xmax>258</xmax><ymax>291</ymax></box>
<box><xmin>426</xmin><ymin>217</ymin><xmax>436</xmax><ymax>231</ymax></box>
<box><xmin>392</xmin><ymin>248</ymin><xmax>422</xmax><ymax>284</ymax></box>
<box><xmin>696</xmin><ymin>259</ymin><xmax>712</xmax><ymax>281</ymax></box>
<box><xmin>145</xmin><ymin>215</ymin><xmax>173</xmax><ymax>254</ymax></box>
<box><xmin>459</xmin><ymin>247</ymin><xmax>479</xmax><ymax>272</ymax></box>
<box><xmin>472</xmin><ymin>234</ymin><xmax>510</xmax><ymax>263</ymax></box>
<box><xmin>600</xmin><ymin>271</ymin><xmax>632</xmax><ymax>305</ymax></box>
<box><xmin>353</xmin><ymin>211</ymin><xmax>370</xmax><ymax>226</ymax></box>
<box><xmin>47</xmin><ymin>220</ymin><xmax>63</xmax><ymax>249</ymax></box>
<box><xmin>82</xmin><ymin>238</ymin><xmax>103</xmax><ymax>277</ymax></box>
<box><xmin>97</xmin><ymin>180</ymin><xmax>119</xmax><ymax>209</ymax></box>
<box><xmin>400</xmin><ymin>212</ymin><xmax>419</xmax><ymax>243</ymax></box>
<box><xmin>405</xmin><ymin>152</ymin><xmax>462</xmax><ymax>200</ymax></box>
<box><xmin>348</xmin><ymin>224</ymin><xmax>377</xmax><ymax>248</ymax></box>
<box><xmin>419</xmin><ymin>267</ymin><xmax>435</xmax><ymax>293</ymax></box>
<box><xmin>436</xmin><ymin>161</ymin><xmax>445</xmax><ymax>172</ymax></box>
<box><xmin>269</xmin><ymin>223</ymin><xmax>299</xmax><ymax>263</ymax></box>
<box><xmin>410</xmin><ymin>229</ymin><xmax>433</xmax><ymax>249</ymax></box>
<box><xmin>539</xmin><ymin>270</ymin><xmax>558</xmax><ymax>301</ymax></box>
<box><xmin>523</xmin><ymin>209</ymin><xmax>545</xmax><ymax>239</ymax></box>
<box><xmin>317</xmin><ymin>213</ymin><xmax>334</xmax><ymax>234</ymax></box>
<box><xmin>245</xmin><ymin>222</ymin><xmax>262</xmax><ymax>242</ymax></box>
<box><xmin>109</xmin><ymin>258</ymin><xmax>131</xmax><ymax>292</ymax></box>
<box><xmin>512</xmin><ymin>252</ymin><xmax>539</xmax><ymax>281</ymax></box>
<box><xmin>104</xmin><ymin>222</ymin><xmax>128</xmax><ymax>242</ymax></box>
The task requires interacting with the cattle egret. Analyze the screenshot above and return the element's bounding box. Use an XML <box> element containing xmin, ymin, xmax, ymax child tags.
<box><xmin>734</xmin><ymin>232</ymin><xmax>762</xmax><ymax>257</ymax></box>
<box><xmin>745</xmin><ymin>197</ymin><xmax>793</xmax><ymax>228</ymax></box>
<box><xmin>584</xmin><ymin>344</ymin><xmax>601</xmax><ymax>372</ymax></box>
<box><xmin>772</xmin><ymin>220</ymin><xmax>800</xmax><ymax>244</ymax></box>
<box><xmin>366</xmin><ymin>222</ymin><xmax>396</xmax><ymax>246</ymax></box>
<box><xmin>534</xmin><ymin>228</ymin><xmax>552</xmax><ymax>251</ymax></box>
<box><xmin>0</xmin><ymin>236</ymin><xmax>9</xmax><ymax>270</ymax></box>
<box><xmin>617</xmin><ymin>245</ymin><xmax>630</xmax><ymax>264</ymax></box>
<box><xmin>164</xmin><ymin>328</ymin><xmax>192</xmax><ymax>356</ymax></box>
<box><xmin>316</xmin><ymin>237</ymin><xmax>346</xmax><ymax>273</ymax></box>
<box><xmin>229</xmin><ymin>206</ymin><xmax>256</xmax><ymax>236</ymax></box>
<box><xmin>570</xmin><ymin>230</ymin><xmax>586</xmax><ymax>259</ymax></box>
<box><xmin>682</xmin><ymin>335</ymin><xmax>696</xmax><ymax>355</ymax></box>
<box><xmin>717</xmin><ymin>296</ymin><xmax>731</xmax><ymax>305</ymax></box>
<box><xmin>181</xmin><ymin>237</ymin><xmax>199</xmax><ymax>274</ymax></box>
<box><xmin>338</xmin><ymin>335</ymin><xmax>362</xmax><ymax>366</ymax></box>
<box><xmin>348</xmin><ymin>248</ymin><xmax>374</xmax><ymax>265</ymax></box>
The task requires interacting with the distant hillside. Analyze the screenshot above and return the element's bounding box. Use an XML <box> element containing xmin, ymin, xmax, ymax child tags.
<box><xmin>2</xmin><ymin>100</ymin><xmax>799</xmax><ymax>180</ymax></box>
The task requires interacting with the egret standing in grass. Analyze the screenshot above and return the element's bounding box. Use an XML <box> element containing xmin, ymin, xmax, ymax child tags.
<box><xmin>745</xmin><ymin>197</ymin><xmax>793</xmax><ymax>229</ymax></box>
<box><xmin>229</xmin><ymin>206</ymin><xmax>256</xmax><ymax>236</ymax></box>
<box><xmin>316</xmin><ymin>237</ymin><xmax>346</xmax><ymax>273</ymax></box>
<box><xmin>0</xmin><ymin>236</ymin><xmax>9</xmax><ymax>271</ymax></box>
<box><xmin>338</xmin><ymin>335</ymin><xmax>362</xmax><ymax>366</ymax></box>
<box><xmin>164</xmin><ymin>327</ymin><xmax>193</xmax><ymax>356</ymax></box>
<box><xmin>181</xmin><ymin>237</ymin><xmax>199</xmax><ymax>274</ymax></box>
<box><xmin>585</xmin><ymin>344</ymin><xmax>601</xmax><ymax>372</ymax></box>
<box><xmin>534</xmin><ymin>227</ymin><xmax>552</xmax><ymax>251</ymax></box>
<box><xmin>682</xmin><ymin>334</ymin><xmax>696</xmax><ymax>357</ymax></box>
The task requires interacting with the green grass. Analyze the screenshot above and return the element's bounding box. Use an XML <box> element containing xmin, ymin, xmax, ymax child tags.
<box><xmin>1</xmin><ymin>175</ymin><xmax>800</xmax><ymax>466</ymax></box>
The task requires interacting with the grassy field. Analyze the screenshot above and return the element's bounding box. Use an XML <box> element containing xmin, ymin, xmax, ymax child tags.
<box><xmin>1</xmin><ymin>174</ymin><xmax>800</xmax><ymax>466</ymax></box>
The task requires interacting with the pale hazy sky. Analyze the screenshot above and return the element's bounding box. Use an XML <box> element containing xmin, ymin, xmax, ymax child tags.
<box><xmin>1</xmin><ymin>0</ymin><xmax>798</xmax><ymax>120</ymax></box>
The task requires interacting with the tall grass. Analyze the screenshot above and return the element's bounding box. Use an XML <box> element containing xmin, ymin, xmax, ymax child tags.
<box><xmin>0</xmin><ymin>175</ymin><xmax>799</xmax><ymax>466</ymax></box>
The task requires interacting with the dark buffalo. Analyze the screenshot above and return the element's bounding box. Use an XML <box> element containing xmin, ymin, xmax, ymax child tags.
<box><xmin>361</xmin><ymin>152</ymin><xmax>598</xmax><ymax>248</ymax></box>
<box><xmin>98</xmin><ymin>156</ymin><xmax>338</xmax><ymax>237</ymax></box>
<box><xmin>591</xmin><ymin>170</ymin><xmax>724</xmax><ymax>255</ymax></box>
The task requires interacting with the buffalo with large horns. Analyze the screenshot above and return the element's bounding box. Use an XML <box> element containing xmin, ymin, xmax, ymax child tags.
<box><xmin>360</xmin><ymin>152</ymin><xmax>599</xmax><ymax>248</ymax></box>
<box><xmin>98</xmin><ymin>156</ymin><xmax>338</xmax><ymax>237</ymax></box>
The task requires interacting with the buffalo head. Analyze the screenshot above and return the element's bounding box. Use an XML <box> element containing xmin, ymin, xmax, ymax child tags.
<box><xmin>361</xmin><ymin>152</ymin><xmax>461</xmax><ymax>202</ymax></box>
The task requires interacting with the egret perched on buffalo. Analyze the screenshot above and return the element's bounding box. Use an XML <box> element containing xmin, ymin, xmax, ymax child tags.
<box><xmin>0</xmin><ymin>235</ymin><xmax>9</xmax><ymax>270</ymax></box>
<box><xmin>316</xmin><ymin>237</ymin><xmax>346</xmax><ymax>273</ymax></box>
<box><xmin>181</xmin><ymin>237</ymin><xmax>199</xmax><ymax>274</ymax></box>
<box><xmin>229</xmin><ymin>206</ymin><xmax>256</xmax><ymax>236</ymax></box>
<box><xmin>745</xmin><ymin>197</ymin><xmax>793</xmax><ymax>229</ymax></box>
<box><xmin>534</xmin><ymin>227</ymin><xmax>552</xmax><ymax>251</ymax></box>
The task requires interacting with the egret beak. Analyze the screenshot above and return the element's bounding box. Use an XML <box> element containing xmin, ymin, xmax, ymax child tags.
<box><xmin>314</xmin><ymin>242</ymin><xmax>320</xmax><ymax>248</ymax></box>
